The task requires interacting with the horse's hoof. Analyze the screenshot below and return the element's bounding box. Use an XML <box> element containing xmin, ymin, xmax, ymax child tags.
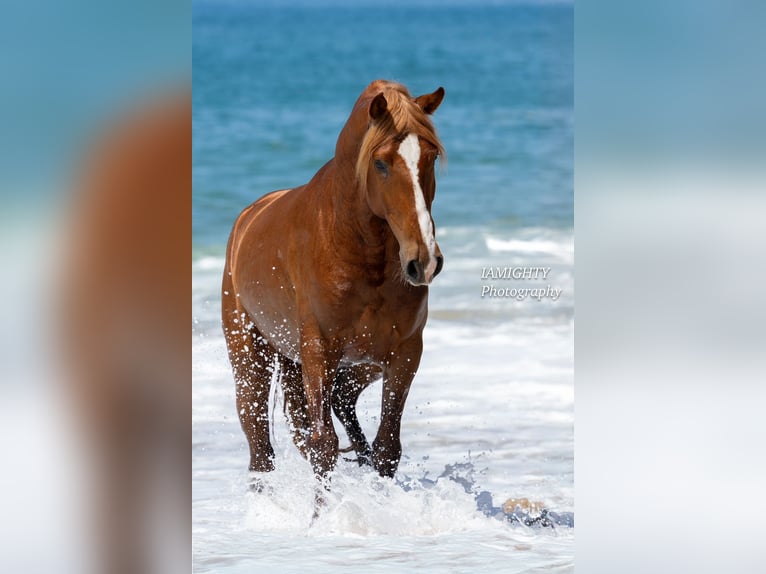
<box><xmin>356</xmin><ymin>452</ymin><xmax>373</xmax><ymax>467</ymax></box>
<box><xmin>248</xmin><ymin>476</ymin><xmax>267</xmax><ymax>493</ymax></box>
<box><xmin>371</xmin><ymin>452</ymin><xmax>399</xmax><ymax>478</ymax></box>
<box><xmin>309</xmin><ymin>486</ymin><xmax>327</xmax><ymax>524</ymax></box>
<box><xmin>247</xmin><ymin>478</ymin><xmax>277</xmax><ymax>498</ymax></box>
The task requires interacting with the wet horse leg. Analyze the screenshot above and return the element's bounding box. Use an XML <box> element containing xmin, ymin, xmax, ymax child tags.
<box><xmin>332</xmin><ymin>364</ymin><xmax>380</xmax><ymax>466</ymax></box>
<box><xmin>278</xmin><ymin>354</ymin><xmax>311</xmax><ymax>459</ymax></box>
<box><xmin>222</xmin><ymin>284</ymin><xmax>276</xmax><ymax>472</ymax></box>
<box><xmin>299</xmin><ymin>329</ymin><xmax>340</xmax><ymax>477</ymax></box>
<box><xmin>372</xmin><ymin>337</ymin><xmax>423</xmax><ymax>478</ymax></box>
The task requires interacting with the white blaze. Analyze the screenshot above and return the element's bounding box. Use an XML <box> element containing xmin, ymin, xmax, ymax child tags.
<box><xmin>397</xmin><ymin>133</ymin><xmax>437</xmax><ymax>278</ymax></box>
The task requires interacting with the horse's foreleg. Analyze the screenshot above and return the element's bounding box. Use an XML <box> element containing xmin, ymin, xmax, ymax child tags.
<box><xmin>372</xmin><ymin>337</ymin><xmax>423</xmax><ymax>478</ymax></box>
<box><xmin>332</xmin><ymin>364</ymin><xmax>380</xmax><ymax>466</ymax></box>
<box><xmin>278</xmin><ymin>354</ymin><xmax>310</xmax><ymax>458</ymax></box>
<box><xmin>300</xmin><ymin>332</ymin><xmax>340</xmax><ymax>477</ymax></box>
<box><xmin>222</xmin><ymin>285</ymin><xmax>276</xmax><ymax>472</ymax></box>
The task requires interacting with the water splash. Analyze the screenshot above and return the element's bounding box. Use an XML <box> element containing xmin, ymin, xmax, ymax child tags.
<box><xmin>243</xmin><ymin>456</ymin><xmax>573</xmax><ymax>538</ymax></box>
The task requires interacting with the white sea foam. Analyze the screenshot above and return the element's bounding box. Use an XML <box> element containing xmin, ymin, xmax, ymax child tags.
<box><xmin>195</xmin><ymin>255</ymin><xmax>226</xmax><ymax>271</ymax></box>
<box><xmin>486</xmin><ymin>236</ymin><xmax>574</xmax><ymax>263</ymax></box>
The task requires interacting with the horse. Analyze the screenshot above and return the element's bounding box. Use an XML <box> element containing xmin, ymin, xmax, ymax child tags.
<box><xmin>222</xmin><ymin>79</ymin><xmax>445</xmax><ymax>480</ymax></box>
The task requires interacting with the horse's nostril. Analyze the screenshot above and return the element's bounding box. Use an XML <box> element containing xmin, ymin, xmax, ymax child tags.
<box><xmin>434</xmin><ymin>255</ymin><xmax>444</xmax><ymax>277</ymax></box>
<box><xmin>406</xmin><ymin>260</ymin><xmax>420</xmax><ymax>281</ymax></box>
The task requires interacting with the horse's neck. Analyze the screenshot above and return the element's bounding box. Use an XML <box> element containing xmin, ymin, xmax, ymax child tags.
<box><xmin>326</xmin><ymin>160</ymin><xmax>390</xmax><ymax>255</ymax></box>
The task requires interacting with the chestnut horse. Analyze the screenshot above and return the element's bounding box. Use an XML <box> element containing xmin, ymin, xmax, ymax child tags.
<box><xmin>222</xmin><ymin>80</ymin><xmax>445</xmax><ymax>479</ymax></box>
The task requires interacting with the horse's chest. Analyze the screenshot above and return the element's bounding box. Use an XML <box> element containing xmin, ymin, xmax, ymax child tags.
<box><xmin>338</xmin><ymin>291</ymin><xmax>426</xmax><ymax>363</ymax></box>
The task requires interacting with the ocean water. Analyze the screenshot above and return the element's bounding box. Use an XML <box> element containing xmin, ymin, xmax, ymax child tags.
<box><xmin>193</xmin><ymin>1</ymin><xmax>573</xmax><ymax>572</ymax></box>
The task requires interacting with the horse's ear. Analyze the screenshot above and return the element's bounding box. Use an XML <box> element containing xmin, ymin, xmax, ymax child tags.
<box><xmin>369</xmin><ymin>92</ymin><xmax>388</xmax><ymax>121</ymax></box>
<box><xmin>414</xmin><ymin>87</ymin><xmax>445</xmax><ymax>115</ymax></box>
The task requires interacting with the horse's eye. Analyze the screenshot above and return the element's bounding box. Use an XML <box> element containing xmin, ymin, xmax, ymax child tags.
<box><xmin>374</xmin><ymin>159</ymin><xmax>388</xmax><ymax>176</ymax></box>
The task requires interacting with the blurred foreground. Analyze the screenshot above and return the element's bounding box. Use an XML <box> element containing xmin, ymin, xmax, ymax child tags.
<box><xmin>0</xmin><ymin>2</ymin><xmax>190</xmax><ymax>573</ymax></box>
<box><xmin>62</xmin><ymin>90</ymin><xmax>191</xmax><ymax>574</ymax></box>
<box><xmin>0</xmin><ymin>91</ymin><xmax>190</xmax><ymax>574</ymax></box>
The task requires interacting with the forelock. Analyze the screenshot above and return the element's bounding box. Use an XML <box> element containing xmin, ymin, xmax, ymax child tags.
<box><xmin>355</xmin><ymin>82</ymin><xmax>445</xmax><ymax>188</ymax></box>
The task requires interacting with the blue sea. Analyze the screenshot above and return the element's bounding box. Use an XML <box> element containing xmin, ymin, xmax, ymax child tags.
<box><xmin>193</xmin><ymin>2</ymin><xmax>573</xmax><ymax>572</ymax></box>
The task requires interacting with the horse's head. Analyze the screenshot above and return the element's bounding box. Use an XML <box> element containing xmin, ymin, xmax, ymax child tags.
<box><xmin>357</xmin><ymin>84</ymin><xmax>446</xmax><ymax>286</ymax></box>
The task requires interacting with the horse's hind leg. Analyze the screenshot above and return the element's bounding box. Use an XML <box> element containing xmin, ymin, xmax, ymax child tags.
<box><xmin>332</xmin><ymin>364</ymin><xmax>381</xmax><ymax>466</ymax></box>
<box><xmin>222</xmin><ymin>285</ymin><xmax>276</xmax><ymax>472</ymax></box>
<box><xmin>277</xmin><ymin>354</ymin><xmax>311</xmax><ymax>458</ymax></box>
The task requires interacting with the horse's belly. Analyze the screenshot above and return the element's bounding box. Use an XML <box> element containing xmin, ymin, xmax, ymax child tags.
<box><xmin>232</xmin><ymin>257</ymin><xmax>301</xmax><ymax>362</ymax></box>
<box><xmin>236</xmin><ymin>283</ymin><xmax>299</xmax><ymax>361</ymax></box>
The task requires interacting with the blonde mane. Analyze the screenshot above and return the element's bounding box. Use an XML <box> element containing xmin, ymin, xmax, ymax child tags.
<box><xmin>355</xmin><ymin>81</ymin><xmax>445</xmax><ymax>187</ymax></box>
